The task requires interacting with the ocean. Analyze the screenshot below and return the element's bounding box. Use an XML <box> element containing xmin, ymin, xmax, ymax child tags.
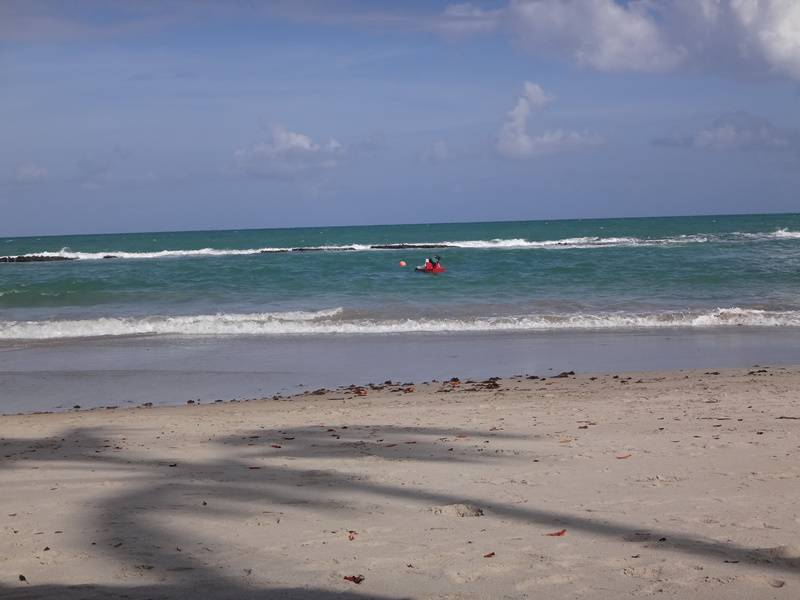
<box><xmin>3</xmin><ymin>213</ymin><xmax>800</xmax><ymax>412</ymax></box>
<box><xmin>2</xmin><ymin>213</ymin><xmax>800</xmax><ymax>339</ymax></box>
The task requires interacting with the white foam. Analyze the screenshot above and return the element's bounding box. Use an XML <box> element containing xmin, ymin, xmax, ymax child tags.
<box><xmin>730</xmin><ymin>229</ymin><xmax>800</xmax><ymax>241</ymax></box>
<box><xmin>772</xmin><ymin>228</ymin><xmax>800</xmax><ymax>239</ymax></box>
<box><xmin>2</xmin><ymin>229</ymin><xmax>797</xmax><ymax>262</ymax></box>
<box><xmin>448</xmin><ymin>237</ymin><xmax>635</xmax><ymax>249</ymax></box>
<box><xmin>2</xmin><ymin>307</ymin><xmax>798</xmax><ymax>340</ymax></box>
<box><xmin>0</xmin><ymin>236</ymin><xmax>706</xmax><ymax>261</ymax></box>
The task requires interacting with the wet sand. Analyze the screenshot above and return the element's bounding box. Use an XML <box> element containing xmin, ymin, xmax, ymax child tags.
<box><xmin>5</xmin><ymin>327</ymin><xmax>800</xmax><ymax>413</ymax></box>
<box><xmin>1</xmin><ymin>366</ymin><xmax>799</xmax><ymax>599</ymax></box>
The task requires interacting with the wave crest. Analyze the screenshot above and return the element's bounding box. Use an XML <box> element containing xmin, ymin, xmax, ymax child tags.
<box><xmin>2</xmin><ymin>307</ymin><xmax>798</xmax><ymax>340</ymax></box>
<box><xmin>773</xmin><ymin>228</ymin><xmax>800</xmax><ymax>239</ymax></box>
<box><xmin>1</xmin><ymin>229</ymin><xmax>797</xmax><ymax>262</ymax></box>
<box><xmin>0</xmin><ymin>234</ymin><xmax>710</xmax><ymax>261</ymax></box>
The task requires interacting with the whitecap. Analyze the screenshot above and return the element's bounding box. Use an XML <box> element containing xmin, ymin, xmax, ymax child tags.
<box><xmin>1</xmin><ymin>307</ymin><xmax>798</xmax><ymax>340</ymax></box>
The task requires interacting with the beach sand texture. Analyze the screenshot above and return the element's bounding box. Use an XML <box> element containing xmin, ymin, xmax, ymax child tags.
<box><xmin>1</xmin><ymin>367</ymin><xmax>799</xmax><ymax>599</ymax></box>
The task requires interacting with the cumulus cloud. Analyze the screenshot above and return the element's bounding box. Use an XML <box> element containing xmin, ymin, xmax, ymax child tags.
<box><xmin>442</xmin><ymin>0</ymin><xmax>800</xmax><ymax>79</ymax></box>
<box><xmin>7</xmin><ymin>2</ymin><xmax>800</xmax><ymax>80</ymax></box>
<box><xmin>507</xmin><ymin>0</ymin><xmax>685</xmax><ymax>73</ymax></box>
<box><xmin>725</xmin><ymin>0</ymin><xmax>800</xmax><ymax>79</ymax></box>
<box><xmin>235</xmin><ymin>125</ymin><xmax>344</xmax><ymax>178</ymax></box>
<box><xmin>655</xmin><ymin>111</ymin><xmax>799</xmax><ymax>151</ymax></box>
<box><xmin>497</xmin><ymin>81</ymin><xmax>602</xmax><ymax>158</ymax></box>
<box><xmin>649</xmin><ymin>0</ymin><xmax>800</xmax><ymax>79</ymax></box>
<box><xmin>13</xmin><ymin>162</ymin><xmax>48</xmax><ymax>183</ymax></box>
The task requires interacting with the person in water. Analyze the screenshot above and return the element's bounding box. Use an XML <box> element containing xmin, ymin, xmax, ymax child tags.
<box><xmin>426</xmin><ymin>255</ymin><xmax>444</xmax><ymax>272</ymax></box>
<box><xmin>418</xmin><ymin>256</ymin><xmax>444</xmax><ymax>272</ymax></box>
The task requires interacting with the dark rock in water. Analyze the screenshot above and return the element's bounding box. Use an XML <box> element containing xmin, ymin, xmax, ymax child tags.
<box><xmin>527</xmin><ymin>375</ymin><xmax>540</xmax><ymax>380</ymax></box>
<box><xmin>552</xmin><ymin>370</ymin><xmax>576</xmax><ymax>378</ymax></box>
<box><xmin>0</xmin><ymin>255</ymin><xmax>74</xmax><ymax>263</ymax></box>
<box><xmin>292</xmin><ymin>246</ymin><xmax>356</xmax><ymax>252</ymax></box>
<box><xmin>102</xmin><ymin>255</ymin><xmax>118</xmax><ymax>259</ymax></box>
<box><xmin>260</xmin><ymin>249</ymin><xmax>289</xmax><ymax>254</ymax></box>
<box><xmin>370</xmin><ymin>243</ymin><xmax>451</xmax><ymax>250</ymax></box>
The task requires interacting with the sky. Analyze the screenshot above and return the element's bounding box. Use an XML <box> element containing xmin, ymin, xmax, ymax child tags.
<box><xmin>1</xmin><ymin>0</ymin><xmax>800</xmax><ymax>236</ymax></box>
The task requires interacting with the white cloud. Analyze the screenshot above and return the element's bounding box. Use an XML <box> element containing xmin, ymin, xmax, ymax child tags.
<box><xmin>452</xmin><ymin>0</ymin><xmax>800</xmax><ymax>79</ymax></box>
<box><xmin>234</xmin><ymin>125</ymin><xmax>344</xmax><ymax>178</ymax></box>
<box><xmin>729</xmin><ymin>0</ymin><xmax>800</xmax><ymax>79</ymax></box>
<box><xmin>497</xmin><ymin>81</ymin><xmax>602</xmax><ymax>158</ymax></box>
<box><xmin>507</xmin><ymin>0</ymin><xmax>686</xmax><ymax>72</ymax></box>
<box><xmin>14</xmin><ymin>163</ymin><xmax>48</xmax><ymax>183</ymax></box>
<box><xmin>430</xmin><ymin>3</ymin><xmax>503</xmax><ymax>37</ymax></box>
<box><xmin>520</xmin><ymin>81</ymin><xmax>553</xmax><ymax>110</ymax></box>
<box><xmin>655</xmin><ymin>111</ymin><xmax>798</xmax><ymax>151</ymax></box>
<box><xmin>7</xmin><ymin>2</ymin><xmax>800</xmax><ymax>80</ymax></box>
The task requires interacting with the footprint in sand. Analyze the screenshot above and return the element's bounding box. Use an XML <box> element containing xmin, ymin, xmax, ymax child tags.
<box><xmin>747</xmin><ymin>576</ymin><xmax>786</xmax><ymax>588</ymax></box>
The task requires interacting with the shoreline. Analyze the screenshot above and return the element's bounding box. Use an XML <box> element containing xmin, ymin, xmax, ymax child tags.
<box><xmin>4</xmin><ymin>328</ymin><xmax>800</xmax><ymax>414</ymax></box>
<box><xmin>2</xmin><ymin>366</ymin><xmax>799</xmax><ymax>598</ymax></box>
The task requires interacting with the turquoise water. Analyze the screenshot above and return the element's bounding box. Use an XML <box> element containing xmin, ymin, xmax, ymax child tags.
<box><xmin>1</xmin><ymin>213</ymin><xmax>799</xmax><ymax>339</ymax></box>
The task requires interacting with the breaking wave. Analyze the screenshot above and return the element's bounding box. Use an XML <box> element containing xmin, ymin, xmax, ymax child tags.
<box><xmin>773</xmin><ymin>228</ymin><xmax>800</xmax><ymax>239</ymax></box>
<box><xmin>2</xmin><ymin>307</ymin><xmax>799</xmax><ymax>340</ymax></box>
<box><xmin>1</xmin><ymin>229</ymin><xmax>796</xmax><ymax>263</ymax></box>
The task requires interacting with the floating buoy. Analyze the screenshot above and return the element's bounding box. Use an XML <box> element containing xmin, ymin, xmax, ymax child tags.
<box><xmin>399</xmin><ymin>260</ymin><xmax>407</xmax><ymax>267</ymax></box>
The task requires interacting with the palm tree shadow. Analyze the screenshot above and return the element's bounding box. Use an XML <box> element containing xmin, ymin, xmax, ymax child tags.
<box><xmin>1</xmin><ymin>423</ymin><xmax>797</xmax><ymax>599</ymax></box>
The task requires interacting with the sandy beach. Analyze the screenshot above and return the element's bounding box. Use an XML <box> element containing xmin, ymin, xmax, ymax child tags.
<box><xmin>1</xmin><ymin>366</ymin><xmax>799</xmax><ymax>599</ymax></box>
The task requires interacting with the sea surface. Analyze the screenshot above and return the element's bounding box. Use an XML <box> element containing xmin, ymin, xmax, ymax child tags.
<box><xmin>2</xmin><ymin>213</ymin><xmax>800</xmax><ymax>340</ymax></box>
<box><xmin>3</xmin><ymin>213</ymin><xmax>800</xmax><ymax>412</ymax></box>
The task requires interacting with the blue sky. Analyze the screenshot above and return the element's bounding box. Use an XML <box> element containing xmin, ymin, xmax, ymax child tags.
<box><xmin>2</xmin><ymin>0</ymin><xmax>800</xmax><ymax>236</ymax></box>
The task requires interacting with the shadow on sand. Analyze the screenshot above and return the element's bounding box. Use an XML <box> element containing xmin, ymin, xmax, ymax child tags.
<box><xmin>1</xmin><ymin>422</ymin><xmax>797</xmax><ymax>599</ymax></box>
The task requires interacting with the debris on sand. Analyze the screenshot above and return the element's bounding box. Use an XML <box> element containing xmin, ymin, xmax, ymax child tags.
<box><xmin>430</xmin><ymin>504</ymin><xmax>484</xmax><ymax>517</ymax></box>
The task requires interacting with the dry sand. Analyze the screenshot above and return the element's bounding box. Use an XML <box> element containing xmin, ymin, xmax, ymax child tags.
<box><xmin>1</xmin><ymin>366</ymin><xmax>799</xmax><ymax>599</ymax></box>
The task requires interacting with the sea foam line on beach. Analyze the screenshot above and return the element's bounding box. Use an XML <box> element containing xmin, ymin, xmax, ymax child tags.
<box><xmin>2</xmin><ymin>307</ymin><xmax>799</xmax><ymax>339</ymax></box>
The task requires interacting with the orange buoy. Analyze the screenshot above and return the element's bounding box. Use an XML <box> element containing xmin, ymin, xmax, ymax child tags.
<box><xmin>399</xmin><ymin>260</ymin><xmax>407</xmax><ymax>267</ymax></box>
